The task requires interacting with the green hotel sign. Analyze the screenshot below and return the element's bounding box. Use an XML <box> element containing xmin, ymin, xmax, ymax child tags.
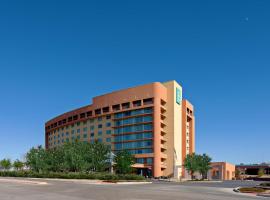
<box><xmin>176</xmin><ymin>87</ymin><xmax>182</xmax><ymax>105</ymax></box>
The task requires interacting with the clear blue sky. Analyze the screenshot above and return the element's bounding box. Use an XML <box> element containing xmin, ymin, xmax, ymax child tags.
<box><xmin>0</xmin><ymin>0</ymin><xmax>269</xmax><ymax>164</ymax></box>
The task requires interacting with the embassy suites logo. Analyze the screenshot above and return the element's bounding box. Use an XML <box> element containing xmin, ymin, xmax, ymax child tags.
<box><xmin>176</xmin><ymin>87</ymin><xmax>182</xmax><ymax>105</ymax></box>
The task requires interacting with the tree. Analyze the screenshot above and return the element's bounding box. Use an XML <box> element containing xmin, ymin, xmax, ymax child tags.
<box><xmin>235</xmin><ymin>169</ymin><xmax>240</xmax><ymax>180</ymax></box>
<box><xmin>0</xmin><ymin>158</ymin><xmax>12</xmax><ymax>171</ymax></box>
<box><xmin>26</xmin><ymin>145</ymin><xmax>48</xmax><ymax>173</ymax></box>
<box><xmin>13</xmin><ymin>159</ymin><xmax>24</xmax><ymax>171</ymax></box>
<box><xmin>258</xmin><ymin>168</ymin><xmax>264</xmax><ymax>177</ymax></box>
<box><xmin>197</xmin><ymin>154</ymin><xmax>212</xmax><ymax>180</ymax></box>
<box><xmin>87</xmin><ymin>140</ymin><xmax>111</xmax><ymax>172</ymax></box>
<box><xmin>114</xmin><ymin>150</ymin><xmax>135</xmax><ymax>174</ymax></box>
<box><xmin>61</xmin><ymin>140</ymin><xmax>110</xmax><ymax>172</ymax></box>
<box><xmin>61</xmin><ymin>141</ymin><xmax>89</xmax><ymax>172</ymax></box>
<box><xmin>24</xmin><ymin>141</ymin><xmax>111</xmax><ymax>173</ymax></box>
<box><xmin>183</xmin><ymin>153</ymin><xmax>199</xmax><ymax>180</ymax></box>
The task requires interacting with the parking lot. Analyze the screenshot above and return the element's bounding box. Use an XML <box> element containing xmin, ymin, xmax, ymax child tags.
<box><xmin>0</xmin><ymin>178</ymin><xmax>264</xmax><ymax>200</ymax></box>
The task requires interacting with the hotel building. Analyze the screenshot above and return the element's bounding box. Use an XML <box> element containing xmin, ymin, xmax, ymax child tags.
<box><xmin>45</xmin><ymin>80</ymin><xmax>195</xmax><ymax>179</ymax></box>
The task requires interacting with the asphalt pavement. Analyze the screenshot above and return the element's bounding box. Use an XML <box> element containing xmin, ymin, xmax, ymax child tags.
<box><xmin>0</xmin><ymin>177</ymin><xmax>265</xmax><ymax>200</ymax></box>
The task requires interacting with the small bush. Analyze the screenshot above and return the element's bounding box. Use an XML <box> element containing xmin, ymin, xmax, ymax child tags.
<box><xmin>258</xmin><ymin>169</ymin><xmax>265</xmax><ymax>177</ymax></box>
<box><xmin>0</xmin><ymin>171</ymin><xmax>145</xmax><ymax>181</ymax></box>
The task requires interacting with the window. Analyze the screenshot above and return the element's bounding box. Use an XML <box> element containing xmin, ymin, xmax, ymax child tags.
<box><xmin>144</xmin><ymin>107</ymin><xmax>153</xmax><ymax>114</ymax></box>
<box><xmin>98</xmin><ymin>131</ymin><xmax>102</xmax><ymax>136</ymax></box>
<box><xmin>95</xmin><ymin>109</ymin><xmax>101</xmax><ymax>115</ymax></box>
<box><xmin>112</xmin><ymin>104</ymin><xmax>120</xmax><ymax>111</ymax></box>
<box><xmin>68</xmin><ymin>117</ymin><xmax>72</xmax><ymax>122</ymax></box>
<box><xmin>77</xmin><ymin>122</ymin><xmax>80</xmax><ymax>126</ymax></box>
<box><xmin>77</xmin><ymin>135</ymin><xmax>80</xmax><ymax>139</ymax></box>
<box><xmin>98</xmin><ymin>117</ymin><xmax>102</xmax><ymax>121</ymax></box>
<box><xmin>90</xmin><ymin>126</ymin><xmax>94</xmax><ymax>130</ymax></box>
<box><xmin>90</xmin><ymin>132</ymin><xmax>94</xmax><ymax>137</ymax></box>
<box><xmin>144</xmin><ymin>124</ymin><xmax>152</xmax><ymax>131</ymax></box>
<box><xmin>71</xmin><ymin>130</ymin><xmax>75</xmax><ymax>134</ymax></box>
<box><xmin>106</xmin><ymin>115</ymin><xmax>111</xmax><ymax>120</ymax></box>
<box><xmin>87</xmin><ymin>111</ymin><xmax>92</xmax><ymax>117</ymax></box>
<box><xmin>77</xmin><ymin>129</ymin><xmax>80</xmax><ymax>133</ymax></box>
<box><xmin>122</xmin><ymin>102</ymin><xmax>130</xmax><ymax>109</ymax></box>
<box><xmin>90</xmin><ymin>119</ymin><xmax>94</xmax><ymax>123</ymax></box>
<box><xmin>97</xmin><ymin>138</ymin><xmax>102</xmax><ymax>143</ymax></box>
<box><xmin>114</xmin><ymin>113</ymin><xmax>122</xmax><ymax>119</ymax></box>
<box><xmin>83</xmin><ymin>134</ymin><xmax>87</xmax><ymax>138</ymax></box>
<box><xmin>73</xmin><ymin>115</ymin><xmax>78</xmax><ymax>121</ymax></box>
<box><xmin>114</xmin><ymin>132</ymin><xmax>152</xmax><ymax>142</ymax></box>
<box><xmin>114</xmin><ymin>108</ymin><xmax>153</xmax><ymax>119</ymax></box>
<box><xmin>106</xmin><ymin>122</ymin><xmax>111</xmax><ymax>127</ymax></box>
<box><xmin>143</xmin><ymin>98</ymin><xmax>153</xmax><ymax>105</ymax></box>
<box><xmin>136</xmin><ymin>158</ymin><xmax>144</xmax><ymax>164</ymax></box>
<box><xmin>80</xmin><ymin>113</ymin><xmax>85</xmax><ymax>118</ymax></box>
<box><xmin>102</xmin><ymin>107</ymin><xmax>109</xmax><ymax>113</ymax></box>
<box><xmin>98</xmin><ymin>124</ymin><xmax>102</xmax><ymax>129</ymax></box>
<box><xmin>106</xmin><ymin>138</ymin><xmax>111</xmax><ymax>142</ymax></box>
<box><xmin>106</xmin><ymin>130</ymin><xmax>111</xmax><ymax>135</ymax></box>
<box><xmin>146</xmin><ymin>158</ymin><xmax>153</xmax><ymax>164</ymax></box>
<box><xmin>83</xmin><ymin>127</ymin><xmax>87</xmax><ymax>132</ymax></box>
<box><xmin>133</xmin><ymin>100</ymin><xmax>142</xmax><ymax>107</ymax></box>
<box><xmin>114</xmin><ymin>124</ymin><xmax>153</xmax><ymax>134</ymax></box>
<box><xmin>114</xmin><ymin>140</ymin><xmax>152</xmax><ymax>150</ymax></box>
<box><xmin>143</xmin><ymin>116</ymin><xmax>153</xmax><ymax>122</ymax></box>
<box><xmin>66</xmin><ymin>138</ymin><xmax>69</xmax><ymax>142</ymax></box>
<box><xmin>114</xmin><ymin>116</ymin><xmax>152</xmax><ymax>126</ymax></box>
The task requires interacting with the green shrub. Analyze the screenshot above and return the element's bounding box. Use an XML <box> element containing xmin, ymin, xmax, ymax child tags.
<box><xmin>258</xmin><ymin>168</ymin><xmax>264</xmax><ymax>177</ymax></box>
<box><xmin>0</xmin><ymin>171</ymin><xmax>145</xmax><ymax>181</ymax></box>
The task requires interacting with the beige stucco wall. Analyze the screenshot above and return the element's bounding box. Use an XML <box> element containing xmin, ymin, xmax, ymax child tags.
<box><xmin>162</xmin><ymin>81</ymin><xmax>183</xmax><ymax>179</ymax></box>
<box><xmin>209</xmin><ymin>162</ymin><xmax>236</xmax><ymax>180</ymax></box>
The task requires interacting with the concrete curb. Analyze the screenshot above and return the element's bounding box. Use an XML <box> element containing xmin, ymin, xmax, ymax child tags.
<box><xmin>4</xmin><ymin>177</ymin><xmax>152</xmax><ymax>185</ymax></box>
<box><xmin>257</xmin><ymin>193</ymin><xmax>270</xmax><ymax>198</ymax></box>
<box><xmin>115</xmin><ymin>182</ymin><xmax>152</xmax><ymax>185</ymax></box>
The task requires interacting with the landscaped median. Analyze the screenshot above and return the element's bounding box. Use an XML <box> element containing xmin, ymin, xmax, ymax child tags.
<box><xmin>233</xmin><ymin>182</ymin><xmax>270</xmax><ymax>197</ymax></box>
<box><xmin>0</xmin><ymin>171</ymin><xmax>147</xmax><ymax>182</ymax></box>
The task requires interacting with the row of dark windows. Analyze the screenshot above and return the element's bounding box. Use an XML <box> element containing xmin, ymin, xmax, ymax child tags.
<box><xmin>46</xmin><ymin>98</ymin><xmax>154</xmax><ymax>131</ymax></box>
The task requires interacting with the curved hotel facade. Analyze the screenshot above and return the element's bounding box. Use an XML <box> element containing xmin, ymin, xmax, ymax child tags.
<box><xmin>45</xmin><ymin>80</ymin><xmax>195</xmax><ymax>179</ymax></box>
